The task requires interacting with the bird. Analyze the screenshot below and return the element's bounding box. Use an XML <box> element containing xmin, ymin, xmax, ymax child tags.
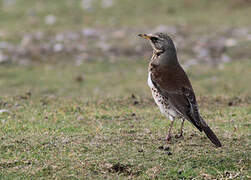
<box><xmin>138</xmin><ymin>33</ymin><xmax>222</xmax><ymax>147</ymax></box>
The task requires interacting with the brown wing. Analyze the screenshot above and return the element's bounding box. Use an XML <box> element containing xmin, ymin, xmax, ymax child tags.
<box><xmin>151</xmin><ymin>63</ymin><xmax>222</xmax><ymax>147</ymax></box>
<box><xmin>150</xmin><ymin>63</ymin><xmax>203</xmax><ymax>131</ymax></box>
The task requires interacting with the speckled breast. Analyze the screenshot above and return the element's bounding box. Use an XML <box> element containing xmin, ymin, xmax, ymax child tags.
<box><xmin>148</xmin><ymin>72</ymin><xmax>177</xmax><ymax>121</ymax></box>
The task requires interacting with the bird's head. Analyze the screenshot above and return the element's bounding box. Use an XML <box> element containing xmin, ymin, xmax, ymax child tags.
<box><xmin>138</xmin><ymin>32</ymin><xmax>176</xmax><ymax>56</ymax></box>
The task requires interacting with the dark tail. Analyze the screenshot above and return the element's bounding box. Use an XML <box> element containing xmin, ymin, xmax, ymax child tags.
<box><xmin>201</xmin><ymin>124</ymin><xmax>222</xmax><ymax>147</ymax></box>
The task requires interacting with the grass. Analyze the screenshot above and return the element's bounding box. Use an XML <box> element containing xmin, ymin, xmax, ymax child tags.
<box><xmin>1</xmin><ymin>0</ymin><xmax>251</xmax><ymax>41</ymax></box>
<box><xmin>0</xmin><ymin>0</ymin><xmax>251</xmax><ymax>179</ymax></box>
<box><xmin>0</xmin><ymin>60</ymin><xmax>250</xmax><ymax>179</ymax></box>
<box><xmin>0</xmin><ymin>59</ymin><xmax>250</xmax><ymax>97</ymax></box>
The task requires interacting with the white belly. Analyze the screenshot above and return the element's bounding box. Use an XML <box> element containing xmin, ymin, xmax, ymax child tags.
<box><xmin>148</xmin><ymin>72</ymin><xmax>177</xmax><ymax>121</ymax></box>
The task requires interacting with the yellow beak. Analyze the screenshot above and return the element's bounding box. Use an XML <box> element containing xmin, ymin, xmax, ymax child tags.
<box><xmin>138</xmin><ymin>33</ymin><xmax>156</xmax><ymax>40</ymax></box>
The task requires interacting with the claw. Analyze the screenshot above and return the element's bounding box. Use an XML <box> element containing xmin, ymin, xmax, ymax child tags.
<box><xmin>175</xmin><ymin>134</ymin><xmax>183</xmax><ymax>139</ymax></box>
<box><xmin>166</xmin><ymin>135</ymin><xmax>172</xmax><ymax>141</ymax></box>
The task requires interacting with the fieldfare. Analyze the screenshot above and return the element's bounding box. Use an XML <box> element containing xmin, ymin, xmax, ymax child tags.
<box><xmin>138</xmin><ymin>33</ymin><xmax>221</xmax><ymax>147</ymax></box>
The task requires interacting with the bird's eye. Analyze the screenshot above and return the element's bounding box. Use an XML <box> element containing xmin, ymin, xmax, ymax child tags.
<box><xmin>150</xmin><ymin>37</ymin><xmax>159</xmax><ymax>42</ymax></box>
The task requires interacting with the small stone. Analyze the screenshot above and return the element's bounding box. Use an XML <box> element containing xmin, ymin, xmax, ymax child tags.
<box><xmin>82</xmin><ymin>28</ymin><xmax>97</xmax><ymax>37</ymax></box>
<box><xmin>77</xmin><ymin>115</ymin><xmax>84</xmax><ymax>121</ymax></box>
<box><xmin>158</xmin><ymin>145</ymin><xmax>164</xmax><ymax>150</ymax></box>
<box><xmin>166</xmin><ymin>152</ymin><xmax>172</xmax><ymax>155</ymax></box>
<box><xmin>138</xmin><ymin>149</ymin><xmax>143</xmax><ymax>152</ymax></box>
<box><xmin>0</xmin><ymin>109</ymin><xmax>10</xmax><ymax>114</ymax></box>
<box><xmin>0</xmin><ymin>51</ymin><xmax>8</xmax><ymax>63</ymax></box>
<box><xmin>133</xmin><ymin>100</ymin><xmax>139</xmax><ymax>105</ymax></box>
<box><xmin>225</xmin><ymin>38</ymin><xmax>237</xmax><ymax>47</ymax></box>
<box><xmin>228</xmin><ymin>101</ymin><xmax>233</xmax><ymax>106</ymax></box>
<box><xmin>25</xmin><ymin>91</ymin><xmax>32</xmax><ymax>97</ymax></box>
<box><xmin>81</xmin><ymin>0</ymin><xmax>94</xmax><ymax>11</ymax></box>
<box><xmin>53</xmin><ymin>43</ymin><xmax>63</xmax><ymax>52</ymax></box>
<box><xmin>101</xmin><ymin>0</ymin><xmax>114</xmax><ymax>8</ymax></box>
<box><xmin>45</xmin><ymin>15</ymin><xmax>56</xmax><ymax>25</ymax></box>
<box><xmin>164</xmin><ymin>146</ymin><xmax>170</xmax><ymax>151</ymax></box>
<box><xmin>75</xmin><ymin>75</ymin><xmax>84</xmax><ymax>83</ymax></box>
<box><xmin>192</xmin><ymin>165</ymin><xmax>197</xmax><ymax>168</ymax></box>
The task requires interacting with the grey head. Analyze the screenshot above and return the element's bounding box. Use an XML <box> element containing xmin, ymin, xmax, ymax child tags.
<box><xmin>138</xmin><ymin>32</ymin><xmax>178</xmax><ymax>65</ymax></box>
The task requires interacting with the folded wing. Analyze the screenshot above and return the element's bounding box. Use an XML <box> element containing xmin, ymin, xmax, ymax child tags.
<box><xmin>150</xmin><ymin>64</ymin><xmax>222</xmax><ymax>147</ymax></box>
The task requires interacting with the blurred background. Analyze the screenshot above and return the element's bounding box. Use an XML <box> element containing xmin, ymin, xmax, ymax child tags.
<box><xmin>0</xmin><ymin>1</ymin><xmax>251</xmax><ymax>178</ymax></box>
<box><xmin>0</xmin><ymin>0</ymin><xmax>251</xmax><ymax>98</ymax></box>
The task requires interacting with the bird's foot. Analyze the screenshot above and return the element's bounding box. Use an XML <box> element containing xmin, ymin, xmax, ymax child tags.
<box><xmin>165</xmin><ymin>135</ymin><xmax>172</xmax><ymax>141</ymax></box>
<box><xmin>175</xmin><ymin>134</ymin><xmax>183</xmax><ymax>139</ymax></box>
<box><xmin>158</xmin><ymin>135</ymin><xmax>172</xmax><ymax>141</ymax></box>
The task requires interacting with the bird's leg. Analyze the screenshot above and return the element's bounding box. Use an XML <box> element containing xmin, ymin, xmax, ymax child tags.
<box><xmin>165</xmin><ymin>120</ymin><xmax>174</xmax><ymax>141</ymax></box>
<box><xmin>175</xmin><ymin>119</ymin><xmax>185</xmax><ymax>138</ymax></box>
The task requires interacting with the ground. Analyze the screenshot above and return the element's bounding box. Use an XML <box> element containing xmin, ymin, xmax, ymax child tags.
<box><xmin>0</xmin><ymin>0</ymin><xmax>251</xmax><ymax>179</ymax></box>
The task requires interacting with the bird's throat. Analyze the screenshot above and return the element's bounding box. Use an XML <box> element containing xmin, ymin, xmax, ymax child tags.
<box><xmin>151</xmin><ymin>50</ymin><xmax>158</xmax><ymax>61</ymax></box>
<box><xmin>148</xmin><ymin>50</ymin><xmax>159</xmax><ymax>72</ymax></box>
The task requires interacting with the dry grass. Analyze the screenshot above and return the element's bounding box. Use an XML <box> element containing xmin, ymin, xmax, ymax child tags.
<box><xmin>0</xmin><ymin>60</ymin><xmax>250</xmax><ymax>179</ymax></box>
